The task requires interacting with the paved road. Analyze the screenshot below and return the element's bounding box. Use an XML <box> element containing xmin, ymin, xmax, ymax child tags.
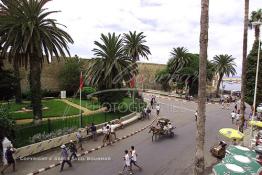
<box><xmin>37</xmin><ymin>94</ymin><xmax>236</xmax><ymax>175</ymax></box>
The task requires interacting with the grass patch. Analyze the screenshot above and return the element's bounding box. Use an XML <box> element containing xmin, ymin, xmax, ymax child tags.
<box><xmin>4</xmin><ymin>100</ymin><xmax>80</xmax><ymax>120</ymax></box>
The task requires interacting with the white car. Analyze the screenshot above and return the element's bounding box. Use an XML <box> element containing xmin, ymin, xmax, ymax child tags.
<box><xmin>258</xmin><ymin>103</ymin><xmax>262</xmax><ymax>113</ymax></box>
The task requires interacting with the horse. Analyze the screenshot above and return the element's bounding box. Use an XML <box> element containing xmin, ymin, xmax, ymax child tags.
<box><xmin>148</xmin><ymin>126</ymin><xmax>162</xmax><ymax>141</ymax></box>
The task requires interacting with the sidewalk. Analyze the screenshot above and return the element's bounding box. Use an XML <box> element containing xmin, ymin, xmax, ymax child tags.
<box><xmin>2</xmin><ymin>115</ymin><xmax>157</xmax><ymax>175</ymax></box>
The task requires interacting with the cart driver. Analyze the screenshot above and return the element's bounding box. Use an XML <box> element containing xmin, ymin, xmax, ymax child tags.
<box><xmin>163</xmin><ymin>124</ymin><xmax>168</xmax><ymax>134</ymax></box>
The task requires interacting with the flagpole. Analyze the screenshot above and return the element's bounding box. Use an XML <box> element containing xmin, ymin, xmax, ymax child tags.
<box><xmin>80</xmin><ymin>72</ymin><xmax>83</xmax><ymax>128</ymax></box>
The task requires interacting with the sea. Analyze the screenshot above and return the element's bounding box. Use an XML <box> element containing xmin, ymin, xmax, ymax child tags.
<box><xmin>220</xmin><ymin>82</ymin><xmax>241</xmax><ymax>91</ymax></box>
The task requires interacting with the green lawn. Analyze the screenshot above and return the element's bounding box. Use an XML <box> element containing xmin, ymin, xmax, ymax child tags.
<box><xmin>4</xmin><ymin>100</ymin><xmax>80</xmax><ymax>120</ymax></box>
<box><xmin>69</xmin><ymin>98</ymin><xmax>101</xmax><ymax>111</ymax></box>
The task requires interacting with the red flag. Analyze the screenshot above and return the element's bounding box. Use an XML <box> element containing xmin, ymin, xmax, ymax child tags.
<box><xmin>80</xmin><ymin>72</ymin><xmax>84</xmax><ymax>90</ymax></box>
<box><xmin>129</xmin><ymin>76</ymin><xmax>135</xmax><ymax>88</ymax></box>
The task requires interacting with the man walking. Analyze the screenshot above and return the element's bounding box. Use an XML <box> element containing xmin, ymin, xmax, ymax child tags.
<box><xmin>1</xmin><ymin>145</ymin><xmax>16</xmax><ymax>174</ymax></box>
<box><xmin>156</xmin><ymin>104</ymin><xmax>160</xmax><ymax>116</ymax></box>
<box><xmin>130</xmin><ymin>146</ymin><xmax>142</xmax><ymax>171</ymax></box>
<box><xmin>69</xmin><ymin>140</ymin><xmax>77</xmax><ymax>161</ymax></box>
<box><xmin>119</xmin><ymin>150</ymin><xmax>133</xmax><ymax>175</ymax></box>
<box><xmin>90</xmin><ymin>123</ymin><xmax>97</xmax><ymax>141</ymax></box>
<box><xmin>231</xmin><ymin>110</ymin><xmax>236</xmax><ymax>124</ymax></box>
<box><xmin>60</xmin><ymin>145</ymin><xmax>72</xmax><ymax>172</ymax></box>
<box><xmin>195</xmin><ymin>110</ymin><xmax>198</xmax><ymax>121</ymax></box>
<box><xmin>76</xmin><ymin>130</ymin><xmax>84</xmax><ymax>151</ymax></box>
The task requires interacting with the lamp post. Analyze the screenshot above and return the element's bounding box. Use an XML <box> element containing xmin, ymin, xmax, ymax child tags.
<box><xmin>251</xmin><ymin>21</ymin><xmax>262</xmax><ymax>136</ymax></box>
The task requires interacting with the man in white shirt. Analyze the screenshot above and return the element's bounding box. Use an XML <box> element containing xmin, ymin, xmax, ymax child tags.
<box><xmin>130</xmin><ymin>146</ymin><xmax>142</xmax><ymax>171</ymax></box>
<box><xmin>231</xmin><ymin>111</ymin><xmax>236</xmax><ymax>124</ymax></box>
<box><xmin>120</xmin><ymin>150</ymin><xmax>133</xmax><ymax>175</ymax></box>
<box><xmin>195</xmin><ymin>110</ymin><xmax>198</xmax><ymax>121</ymax></box>
<box><xmin>156</xmin><ymin>104</ymin><xmax>160</xmax><ymax>116</ymax></box>
<box><xmin>76</xmin><ymin>130</ymin><xmax>83</xmax><ymax>151</ymax></box>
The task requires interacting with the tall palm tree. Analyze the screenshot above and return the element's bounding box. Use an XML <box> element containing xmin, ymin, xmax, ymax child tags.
<box><xmin>123</xmin><ymin>31</ymin><xmax>151</xmax><ymax>62</ymax></box>
<box><xmin>88</xmin><ymin>33</ymin><xmax>136</xmax><ymax>89</ymax></box>
<box><xmin>212</xmin><ymin>54</ymin><xmax>236</xmax><ymax>96</ymax></box>
<box><xmin>13</xmin><ymin>57</ymin><xmax>22</xmax><ymax>103</ymax></box>
<box><xmin>0</xmin><ymin>0</ymin><xmax>73</xmax><ymax>123</ymax></box>
<box><xmin>249</xmin><ymin>9</ymin><xmax>262</xmax><ymax>41</ymax></box>
<box><xmin>194</xmin><ymin>0</ymin><xmax>209</xmax><ymax>174</ymax></box>
<box><xmin>169</xmin><ymin>47</ymin><xmax>190</xmax><ymax>72</ymax></box>
<box><xmin>240</xmin><ymin>0</ymin><xmax>250</xmax><ymax>132</ymax></box>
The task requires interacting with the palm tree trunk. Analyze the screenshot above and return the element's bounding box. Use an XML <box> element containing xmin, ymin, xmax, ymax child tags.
<box><xmin>255</xmin><ymin>26</ymin><xmax>260</xmax><ymax>42</ymax></box>
<box><xmin>29</xmin><ymin>56</ymin><xmax>42</xmax><ymax>123</ymax></box>
<box><xmin>194</xmin><ymin>0</ymin><xmax>209</xmax><ymax>174</ymax></box>
<box><xmin>216</xmin><ymin>73</ymin><xmax>223</xmax><ymax>97</ymax></box>
<box><xmin>239</xmin><ymin>0</ymin><xmax>249</xmax><ymax>132</ymax></box>
<box><xmin>13</xmin><ymin>61</ymin><xmax>22</xmax><ymax>104</ymax></box>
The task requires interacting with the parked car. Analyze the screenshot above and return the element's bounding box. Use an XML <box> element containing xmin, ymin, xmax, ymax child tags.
<box><xmin>258</xmin><ymin>103</ymin><xmax>262</xmax><ymax>113</ymax></box>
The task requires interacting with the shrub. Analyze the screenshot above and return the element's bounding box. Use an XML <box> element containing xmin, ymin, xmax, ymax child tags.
<box><xmin>0</xmin><ymin>105</ymin><xmax>15</xmax><ymax>144</ymax></box>
<box><xmin>41</xmin><ymin>89</ymin><xmax>60</xmax><ymax>98</ymax></box>
<box><xmin>22</xmin><ymin>91</ymin><xmax>32</xmax><ymax>100</ymax></box>
<box><xmin>0</xmin><ymin>69</ymin><xmax>16</xmax><ymax>100</ymax></box>
<box><xmin>58</xmin><ymin>58</ymin><xmax>83</xmax><ymax>96</ymax></box>
<box><xmin>82</xmin><ymin>86</ymin><xmax>96</xmax><ymax>98</ymax></box>
<box><xmin>29</xmin><ymin>127</ymin><xmax>77</xmax><ymax>144</ymax></box>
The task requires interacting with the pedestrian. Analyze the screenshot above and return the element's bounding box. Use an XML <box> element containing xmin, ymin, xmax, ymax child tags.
<box><xmin>106</xmin><ymin>125</ymin><xmax>112</xmax><ymax>144</ymax></box>
<box><xmin>69</xmin><ymin>140</ymin><xmax>77</xmax><ymax>161</ymax></box>
<box><xmin>156</xmin><ymin>104</ymin><xmax>160</xmax><ymax>116</ymax></box>
<box><xmin>231</xmin><ymin>110</ymin><xmax>236</xmax><ymax>124</ymax></box>
<box><xmin>130</xmin><ymin>146</ymin><xmax>142</xmax><ymax>171</ymax></box>
<box><xmin>150</xmin><ymin>98</ymin><xmax>154</xmax><ymax>109</ymax></box>
<box><xmin>221</xmin><ymin>100</ymin><xmax>225</xmax><ymax>109</ymax></box>
<box><xmin>110</xmin><ymin>124</ymin><xmax>117</xmax><ymax>140</ymax></box>
<box><xmin>1</xmin><ymin>145</ymin><xmax>16</xmax><ymax>174</ymax></box>
<box><xmin>60</xmin><ymin>145</ymin><xmax>72</xmax><ymax>172</ymax></box>
<box><xmin>102</xmin><ymin>124</ymin><xmax>108</xmax><ymax>145</ymax></box>
<box><xmin>76</xmin><ymin>130</ymin><xmax>84</xmax><ymax>151</ymax></box>
<box><xmin>234</xmin><ymin>103</ymin><xmax>238</xmax><ymax>113</ymax></box>
<box><xmin>195</xmin><ymin>110</ymin><xmax>198</xmax><ymax>121</ymax></box>
<box><xmin>90</xmin><ymin>123</ymin><xmax>97</xmax><ymax>141</ymax></box>
<box><xmin>235</xmin><ymin>111</ymin><xmax>240</xmax><ymax>126</ymax></box>
<box><xmin>146</xmin><ymin>106</ymin><xmax>151</xmax><ymax>118</ymax></box>
<box><xmin>119</xmin><ymin>150</ymin><xmax>133</xmax><ymax>175</ymax></box>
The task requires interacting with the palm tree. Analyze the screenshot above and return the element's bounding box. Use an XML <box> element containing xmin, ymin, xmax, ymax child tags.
<box><xmin>239</xmin><ymin>0</ymin><xmax>250</xmax><ymax>132</ymax></box>
<box><xmin>88</xmin><ymin>33</ymin><xmax>136</xmax><ymax>89</ymax></box>
<box><xmin>212</xmin><ymin>54</ymin><xmax>236</xmax><ymax>96</ymax></box>
<box><xmin>0</xmin><ymin>0</ymin><xmax>73</xmax><ymax>123</ymax></box>
<box><xmin>123</xmin><ymin>31</ymin><xmax>151</xmax><ymax>62</ymax></box>
<box><xmin>249</xmin><ymin>9</ymin><xmax>262</xmax><ymax>41</ymax></box>
<box><xmin>169</xmin><ymin>47</ymin><xmax>190</xmax><ymax>72</ymax></box>
<box><xmin>194</xmin><ymin>0</ymin><xmax>209</xmax><ymax>174</ymax></box>
<box><xmin>13</xmin><ymin>57</ymin><xmax>22</xmax><ymax>103</ymax></box>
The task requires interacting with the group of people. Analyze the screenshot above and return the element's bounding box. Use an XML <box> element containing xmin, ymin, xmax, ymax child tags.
<box><xmin>102</xmin><ymin>122</ymin><xmax>117</xmax><ymax>146</ymax></box>
<box><xmin>120</xmin><ymin>146</ymin><xmax>142</xmax><ymax>175</ymax></box>
<box><xmin>60</xmin><ymin>130</ymin><xmax>86</xmax><ymax>172</ymax></box>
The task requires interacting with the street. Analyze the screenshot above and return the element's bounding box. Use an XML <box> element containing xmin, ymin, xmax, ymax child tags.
<box><xmin>36</xmin><ymin>94</ymin><xmax>236</xmax><ymax>175</ymax></box>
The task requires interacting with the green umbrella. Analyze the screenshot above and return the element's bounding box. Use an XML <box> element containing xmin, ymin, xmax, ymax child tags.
<box><xmin>222</xmin><ymin>154</ymin><xmax>261</xmax><ymax>174</ymax></box>
<box><xmin>226</xmin><ymin>145</ymin><xmax>257</xmax><ymax>158</ymax></box>
<box><xmin>213</xmin><ymin>163</ymin><xmax>249</xmax><ymax>175</ymax></box>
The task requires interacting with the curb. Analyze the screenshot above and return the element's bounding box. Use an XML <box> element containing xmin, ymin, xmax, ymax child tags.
<box><xmin>27</xmin><ymin>117</ymin><xmax>158</xmax><ymax>175</ymax></box>
<box><xmin>145</xmin><ymin>92</ymin><xmax>221</xmax><ymax>105</ymax></box>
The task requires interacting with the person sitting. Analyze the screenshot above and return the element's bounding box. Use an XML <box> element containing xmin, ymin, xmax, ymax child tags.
<box><xmin>167</xmin><ymin>122</ymin><xmax>173</xmax><ymax>131</ymax></box>
<box><xmin>163</xmin><ymin>125</ymin><xmax>168</xmax><ymax>134</ymax></box>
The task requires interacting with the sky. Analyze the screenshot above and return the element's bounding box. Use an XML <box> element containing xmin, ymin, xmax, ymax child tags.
<box><xmin>46</xmin><ymin>0</ymin><xmax>262</xmax><ymax>75</ymax></box>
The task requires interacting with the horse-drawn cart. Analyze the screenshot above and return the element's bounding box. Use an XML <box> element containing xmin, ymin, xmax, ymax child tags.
<box><xmin>149</xmin><ymin>118</ymin><xmax>175</xmax><ymax>141</ymax></box>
